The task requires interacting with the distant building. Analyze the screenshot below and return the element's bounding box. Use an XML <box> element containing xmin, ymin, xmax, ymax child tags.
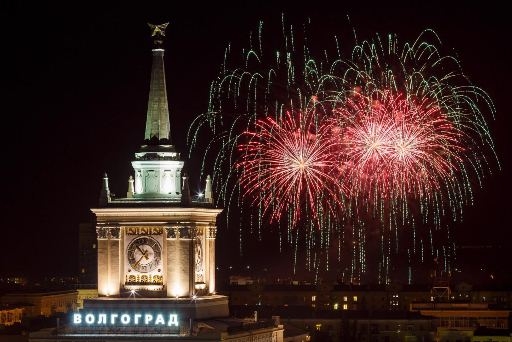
<box><xmin>0</xmin><ymin>291</ymin><xmax>77</xmax><ymax>318</ymax></box>
<box><xmin>78</xmin><ymin>223</ymin><xmax>97</xmax><ymax>286</ymax></box>
<box><xmin>230</xmin><ymin>276</ymin><xmax>255</xmax><ymax>285</ymax></box>
<box><xmin>349</xmin><ymin>315</ymin><xmax>434</xmax><ymax>342</ymax></box>
<box><xmin>471</xmin><ymin>327</ymin><xmax>512</xmax><ymax>342</ymax></box>
<box><xmin>0</xmin><ymin>276</ymin><xmax>28</xmax><ymax>287</ymax></box>
<box><xmin>75</xmin><ymin>289</ymin><xmax>97</xmax><ymax>310</ymax></box>
<box><xmin>227</xmin><ymin>283</ymin><xmax>433</xmax><ymax>311</ymax></box>
<box><xmin>410</xmin><ymin>302</ymin><xmax>511</xmax><ymax>342</ymax></box>
<box><xmin>226</xmin><ymin>282</ymin><xmax>512</xmax><ymax>342</ymax></box>
<box><xmin>0</xmin><ymin>306</ymin><xmax>24</xmax><ymax>326</ymax></box>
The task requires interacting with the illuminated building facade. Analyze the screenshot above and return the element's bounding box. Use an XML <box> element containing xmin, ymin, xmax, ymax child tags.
<box><xmin>28</xmin><ymin>22</ymin><xmax>284</xmax><ymax>342</ymax></box>
<box><xmin>0</xmin><ymin>306</ymin><xmax>23</xmax><ymax>326</ymax></box>
<box><xmin>92</xmin><ymin>22</ymin><xmax>221</xmax><ymax>302</ymax></box>
<box><xmin>86</xmin><ymin>21</ymin><xmax>226</xmax><ymax>318</ymax></box>
<box><xmin>0</xmin><ymin>290</ymin><xmax>78</xmax><ymax>318</ymax></box>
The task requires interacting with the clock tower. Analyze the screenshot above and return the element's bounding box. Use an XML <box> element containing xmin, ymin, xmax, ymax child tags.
<box><xmin>27</xmin><ymin>21</ymin><xmax>286</xmax><ymax>342</ymax></box>
<box><xmin>88</xmin><ymin>23</ymin><xmax>226</xmax><ymax>318</ymax></box>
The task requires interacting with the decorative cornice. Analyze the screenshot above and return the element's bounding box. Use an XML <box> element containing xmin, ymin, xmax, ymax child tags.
<box><xmin>91</xmin><ymin>207</ymin><xmax>222</xmax><ymax>225</ymax></box>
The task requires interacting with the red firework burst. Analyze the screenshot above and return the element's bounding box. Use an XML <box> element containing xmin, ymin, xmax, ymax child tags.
<box><xmin>236</xmin><ymin>109</ymin><xmax>345</xmax><ymax>225</ymax></box>
<box><xmin>334</xmin><ymin>90</ymin><xmax>464</xmax><ymax>207</ymax></box>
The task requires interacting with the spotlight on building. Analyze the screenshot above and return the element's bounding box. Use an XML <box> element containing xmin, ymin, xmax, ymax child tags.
<box><xmin>194</xmin><ymin>282</ymin><xmax>206</xmax><ymax>290</ymax></box>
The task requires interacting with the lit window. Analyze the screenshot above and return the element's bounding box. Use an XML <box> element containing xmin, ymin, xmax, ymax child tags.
<box><xmin>311</xmin><ymin>295</ymin><xmax>316</xmax><ymax>302</ymax></box>
<box><xmin>343</xmin><ymin>296</ymin><xmax>348</xmax><ymax>302</ymax></box>
<box><xmin>315</xmin><ymin>323</ymin><xmax>321</xmax><ymax>331</ymax></box>
<box><xmin>333</xmin><ymin>303</ymin><xmax>339</xmax><ymax>310</ymax></box>
<box><xmin>343</xmin><ymin>304</ymin><xmax>348</xmax><ymax>310</ymax></box>
<box><xmin>353</xmin><ymin>296</ymin><xmax>358</xmax><ymax>302</ymax></box>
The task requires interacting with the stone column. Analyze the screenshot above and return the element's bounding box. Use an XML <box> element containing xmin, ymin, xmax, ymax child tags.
<box><xmin>207</xmin><ymin>226</ymin><xmax>217</xmax><ymax>294</ymax></box>
<box><xmin>96</xmin><ymin>227</ymin><xmax>120</xmax><ymax>296</ymax></box>
<box><xmin>166</xmin><ymin>226</ymin><xmax>192</xmax><ymax>297</ymax></box>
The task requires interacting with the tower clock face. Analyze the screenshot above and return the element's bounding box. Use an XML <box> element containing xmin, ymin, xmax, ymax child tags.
<box><xmin>127</xmin><ymin>236</ymin><xmax>162</xmax><ymax>273</ymax></box>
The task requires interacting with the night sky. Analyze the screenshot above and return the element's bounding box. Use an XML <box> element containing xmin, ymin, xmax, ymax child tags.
<box><xmin>2</xmin><ymin>2</ymin><xmax>510</xmax><ymax>284</ymax></box>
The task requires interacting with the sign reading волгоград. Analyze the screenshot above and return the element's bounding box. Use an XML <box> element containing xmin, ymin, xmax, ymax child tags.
<box><xmin>72</xmin><ymin>312</ymin><xmax>179</xmax><ymax>329</ymax></box>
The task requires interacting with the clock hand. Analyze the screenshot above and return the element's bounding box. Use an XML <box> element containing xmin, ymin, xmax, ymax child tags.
<box><xmin>134</xmin><ymin>254</ymin><xmax>146</xmax><ymax>268</ymax></box>
<box><xmin>136</xmin><ymin>245</ymin><xmax>149</xmax><ymax>259</ymax></box>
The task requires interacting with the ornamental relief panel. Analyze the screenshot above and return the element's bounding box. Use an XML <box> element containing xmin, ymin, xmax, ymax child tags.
<box><xmin>207</xmin><ymin>226</ymin><xmax>217</xmax><ymax>239</ymax></box>
<box><xmin>96</xmin><ymin>226</ymin><xmax>120</xmax><ymax>239</ymax></box>
<box><xmin>193</xmin><ymin>227</ymin><xmax>203</xmax><ymax>238</ymax></box>
<box><xmin>194</xmin><ymin>237</ymin><xmax>204</xmax><ymax>282</ymax></box>
<box><xmin>164</xmin><ymin>226</ymin><xmax>195</xmax><ymax>239</ymax></box>
<box><xmin>124</xmin><ymin>226</ymin><xmax>163</xmax><ymax>235</ymax></box>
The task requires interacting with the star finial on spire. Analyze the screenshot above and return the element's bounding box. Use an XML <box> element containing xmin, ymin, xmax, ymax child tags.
<box><xmin>148</xmin><ymin>22</ymin><xmax>169</xmax><ymax>48</ymax></box>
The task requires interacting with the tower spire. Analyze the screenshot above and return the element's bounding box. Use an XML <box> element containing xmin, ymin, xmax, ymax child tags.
<box><xmin>131</xmin><ymin>23</ymin><xmax>183</xmax><ymax>200</ymax></box>
<box><xmin>145</xmin><ymin>22</ymin><xmax>171</xmax><ymax>143</ymax></box>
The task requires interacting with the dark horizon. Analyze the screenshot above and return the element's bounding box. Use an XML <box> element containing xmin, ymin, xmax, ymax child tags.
<box><xmin>2</xmin><ymin>2</ymin><xmax>510</xmax><ymax>286</ymax></box>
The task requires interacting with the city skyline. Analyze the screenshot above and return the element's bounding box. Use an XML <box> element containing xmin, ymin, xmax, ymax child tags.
<box><xmin>2</xmin><ymin>2</ymin><xmax>510</xmax><ymax>285</ymax></box>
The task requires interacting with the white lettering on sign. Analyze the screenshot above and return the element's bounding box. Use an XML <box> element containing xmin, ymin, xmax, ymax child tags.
<box><xmin>97</xmin><ymin>314</ymin><xmax>107</xmax><ymax>324</ymax></box>
<box><xmin>134</xmin><ymin>313</ymin><xmax>142</xmax><ymax>324</ymax></box>
<box><xmin>168</xmin><ymin>314</ymin><xmax>179</xmax><ymax>327</ymax></box>
<box><xmin>73</xmin><ymin>314</ymin><xmax>82</xmax><ymax>324</ymax></box>
<box><xmin>121</xmin><ymin>314</ymin><xmax>130</xmax><ymax>324</ymax></box>
<box><xmin>71</xmin><ymin>313</ymin><xmax>180</xmax><ymax>327</ymax></box>
<box><xmin>155</xmin><ymin>314</ymin><xmax>165</xmax><ymax>325</ymax></box>
<box><xmin>85</xmin><ymin>314</ymin><xmax>95</xmax><ymax>324</ymax></box>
